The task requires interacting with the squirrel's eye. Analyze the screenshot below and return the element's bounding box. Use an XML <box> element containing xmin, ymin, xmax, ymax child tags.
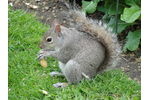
<box><xmin>46</xmin><ymin>37</ymin><xmax>53</xmax><ymax>43</ymax></box>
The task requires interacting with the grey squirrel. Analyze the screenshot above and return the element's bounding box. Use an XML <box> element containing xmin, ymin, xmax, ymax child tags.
<box><xmin>38</xmin><ymin>9</ymin><xmax>121</xmax><ymax>88</ymax></box>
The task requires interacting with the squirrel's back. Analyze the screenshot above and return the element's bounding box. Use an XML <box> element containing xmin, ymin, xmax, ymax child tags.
<box><xmin>58</xmin><ymin>9</ymin><xmax>121</xmax><ymax>72</ymax></box>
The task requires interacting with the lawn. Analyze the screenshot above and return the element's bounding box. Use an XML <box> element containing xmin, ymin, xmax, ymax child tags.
<box><xmin>8</xmin><ymin>8</ymin><xmax>141</xmax><ymax>100</ymax></box>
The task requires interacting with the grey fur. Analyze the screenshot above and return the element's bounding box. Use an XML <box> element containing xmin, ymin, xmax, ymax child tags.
<box><xmin>38</xmin><ymin>9</ymin><xmax>121</xmax><ymax>84</ymax></box>
<box><xmin>39</xmin><ymin>26</ymin><xmax>105</xmax><ymax>83</ymax></box>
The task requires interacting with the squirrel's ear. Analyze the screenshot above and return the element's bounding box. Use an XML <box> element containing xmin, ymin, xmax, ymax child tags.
<box><xmin>52</xmin><ymin>19</ymin><xmax>62</xmax><ymax>37</ymax></box>
<box><xmin>55</xmin><ymin>24</ymin><xmax>61</xmax><ymax>33</ymax></box>
<box><xmin>55</xmin><ymin>25</ymin><xmax>62</xmax><ymax>37</ymax></box>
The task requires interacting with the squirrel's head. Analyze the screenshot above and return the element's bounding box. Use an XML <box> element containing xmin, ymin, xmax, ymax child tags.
<box><xmin>40</xmin><ymin>19</ymin><xmax>64</xmax><ymax>50</ymax></box>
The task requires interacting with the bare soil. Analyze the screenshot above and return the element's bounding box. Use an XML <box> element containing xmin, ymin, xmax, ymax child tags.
<box><xmin>9</xmin><ymin>0</ymin><xmax>141</xmax><ymax>83</ymax></box>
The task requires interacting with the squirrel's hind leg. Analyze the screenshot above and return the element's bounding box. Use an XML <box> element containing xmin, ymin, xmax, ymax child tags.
<box><xmin>52</xmin><ymin>60</ymin><xmax>83</xmax><ymax>87</ymax></box>
<box><xmin>62</xmin><ymin>60</ymin><xmax>83</xmax><ymax>84</ymax></box>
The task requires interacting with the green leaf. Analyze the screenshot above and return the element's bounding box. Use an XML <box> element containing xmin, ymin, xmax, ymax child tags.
<box><xmin>97</xmin><ymin>6</ymin><xmax>107</xmax><ymax>13</ymax></box>
<box><xmin>107</xmin><ymin>3</ymin><xmax>124</xmax><ymax>15</ymax></box>
<box><xmin>121</xmin><ymin>6</ymin><xmax>141</xmax><ymax>23</ymax></box>
<box><xmin>123</xmin><ymin>30</ymin><xmax>141</xmax><ymax>52</ymax></box>
<box><xmin>82</xmin><ymin>0</ymin><xmax>99</xmax><ymax>14</ymax></box>
<box><xmin>97</xmin><ymin>0</ymin><xmax>124</xmax><ymax>15</ymax></box>
<box><xmin>93</xmin><ymin>0</ymin><xmax>100</xmax><ymax>3</ymax></box>
<box><xmin>125</xmin><ymin>0</ymin><xmax>140</xmax><ymax>6</ymax></box>
<box><xmin>107</xmin><ymin>17</ymin><xmax>130</xmax><ymax>34</ymax></box>
<box><xmin>132</xmin><ymin>95</ymin><xmax>141</xmax><ymax>100</ymax></box>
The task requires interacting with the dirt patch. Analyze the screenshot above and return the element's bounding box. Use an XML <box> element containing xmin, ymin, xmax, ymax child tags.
<box><xmin>9</xmin><ymin>0</ymin><xmax>141</xmax><ymax>83</ymax></box>
<box><xmin>117</xmin><ymin>51</ymin><xmax>141</xmax><ymax>83</ymax></box>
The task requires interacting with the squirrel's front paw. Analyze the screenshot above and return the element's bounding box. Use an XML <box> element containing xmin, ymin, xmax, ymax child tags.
<box><xmin>38</xmin><ymin>50</ymin><xmax>47</xmax><ymax>60</ymax></box>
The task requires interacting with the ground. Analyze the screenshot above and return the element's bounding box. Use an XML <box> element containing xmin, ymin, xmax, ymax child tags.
<box><xmin>8</xmin><ymin>0</ymin><xmax>141</xmax><ymax>100</ymax></box>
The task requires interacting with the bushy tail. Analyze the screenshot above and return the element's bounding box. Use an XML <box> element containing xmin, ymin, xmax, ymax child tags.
<box><xmin>65</xmin><ymin>10</ymin><xmax>121</xmax><ymax>71</ymax></box>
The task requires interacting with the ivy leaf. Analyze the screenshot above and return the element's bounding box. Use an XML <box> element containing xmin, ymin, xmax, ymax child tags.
<box><xmin>97</xmin><ymin>6</ymin><xmax>107</xmax><ymax>13</ymax></box>
<box><xmin>82</xmin><ymin>0</ymin><xmax>99</xmax><ymax>14</ymax></box>
<box><xmin>97</xmin><ymin>0</ymin><xmax>124</xmax><ymax>15</ymax></box>
<box><xmin>107</xmin><ymin>3</ymin><xmax>124</xmax><ymax>15</ymax></box>
<box><xmin>132</xmin><ymin>96</ymin><xmax>141</xmax><ymax>100</ymax></box>
<box><xmin>121</xmin><ymin>6</ymin><xmax>141</xmax><ymax>23</ymax></box>
<box><xmin>93</xmin><ymin>0</ymin><xmax>100</xmax><ymax>3</ymax></box>
<box><xmin>108</xmin><ymin>17</ymin><xmax>130</xmax><ymax>34</ymax></box>
<box><xmin>125</xmin><ymin>0</ymin><xmax>140</xmax><ymax>6</ymax></box>
<box><xmin>123</xmin><ymin>30</ymin><xmax>141</xmax><ymax>52</ymax></box>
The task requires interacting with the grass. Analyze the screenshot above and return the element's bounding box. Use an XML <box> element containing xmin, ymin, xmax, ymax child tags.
<box><xmin>8</xmin><ymin>8</ymin><xmax>141</xmax><ymax>100</ymax></box>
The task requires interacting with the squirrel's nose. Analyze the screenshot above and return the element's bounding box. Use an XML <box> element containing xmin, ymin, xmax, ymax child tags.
<box><xmin>39</xmin><ymin>44</ymin><xmax>43</xmax><ymax>49</ymax></box>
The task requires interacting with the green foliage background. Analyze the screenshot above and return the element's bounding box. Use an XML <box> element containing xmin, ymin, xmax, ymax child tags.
<box><xmin>82</xmin><ymin>0</ymin><xmax>141</xmax><ymax>52</ymax></box>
